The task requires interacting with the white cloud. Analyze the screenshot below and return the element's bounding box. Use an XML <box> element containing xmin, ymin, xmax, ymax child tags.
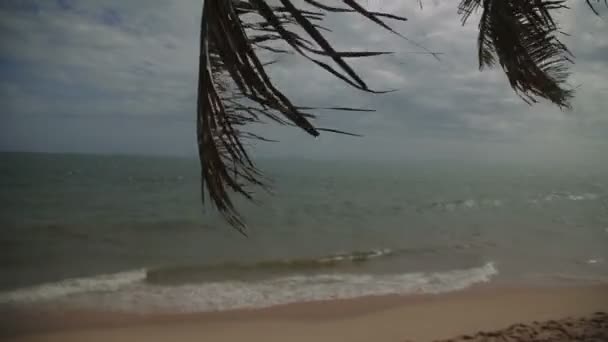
<box><xmin>0</xmin><ymin>0</ymin><xmax>606</xmax><ymax>157</ymax></box>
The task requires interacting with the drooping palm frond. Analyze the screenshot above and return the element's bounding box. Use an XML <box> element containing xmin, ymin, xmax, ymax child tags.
<box><xmin>458</xmin><ymin>0</ymin><xmax>575</xmax><ymax>108</ymax></box>
<box><xmin>198</xmin><ymin>0</ymin><xmax>408</xmax><ymax>232</ymax></box>
<box><xmin>199</xmin><ymin>0</ymin><xmax>606</xmax><ymax>231</ymax></box>
<box><xmin>586</xmin><ymin>0</ymin><xmax>608</xmax><ymax>15</ymax></box>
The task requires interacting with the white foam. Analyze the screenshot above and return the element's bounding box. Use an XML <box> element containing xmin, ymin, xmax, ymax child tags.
<box><xmin>543</xmin><ymin>192</ymin><xmax>599</xmax><ymax>202</ymax></box>
<box><xmin>586</xmin><ymin>258</ymin><xmax>604</xmax><ymax>265</ymax></box>
<box><xmin>369</xmin><ymin>248</ymin><xmax>392</xmax><ymax>258</ymax></box>
<box><xmin>0</xmin><ymin>269</ymin><xmax>146</xmax><ymax>304</ymax></box>
<box><xmin>463</xmin><ymin>199</ymin><xmax>476</xmax><ymax>208</ymax></box>
<box><xmin>318</xmin><ymin>248</ymin><xmax>393</xmax><ymax>263</ymax></box>
<box><xmin>36</xmin><ymin>262</ymin><xmax>498</xmax><ymax>313</ymax></box>
<box><xmin>568</xmin><ymin>193</ymin><xmax>598</xmax><ymax>201</ymax></box>
<box><xmin>438</xmin><ymin>199</ymin><xmax>503</xmax><ymax>211</ymax></box>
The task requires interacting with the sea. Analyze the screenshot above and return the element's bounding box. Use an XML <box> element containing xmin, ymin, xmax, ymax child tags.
<box><xmin>1</xmin><ymin>152</ymin><xmax>607</xmax><ymax>313</ymax></box>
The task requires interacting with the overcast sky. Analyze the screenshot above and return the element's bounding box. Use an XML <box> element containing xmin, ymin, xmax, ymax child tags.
<box><xmin>0</xmin><ymin>0</ymin><xmax>606</xmax><ymax>162</ymax></box>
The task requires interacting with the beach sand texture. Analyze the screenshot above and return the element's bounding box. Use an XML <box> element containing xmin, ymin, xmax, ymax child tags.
<box><xmin>2</xmin><ymin>285</ymin><xmax>607</xmax><ymax>342</ymax></box>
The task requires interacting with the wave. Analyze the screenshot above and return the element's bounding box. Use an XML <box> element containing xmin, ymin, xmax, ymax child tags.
<box><xmin>133</xmin><ymin>262</ymin><xmax>498</xmax><ymax>313</ymax></box>
<box><xmin>145</xmin><ymin>249</ymin><xmax>395</xmax><ymax>284</ymax></box>
<box><xmin>539</xmin><ymin>192</ymin><xmax>599</xmax><ymax>202</ymax></box>
<box><xmin>420</xmin><ymin>191</ymin><xmax>602</xmax><ymax>213</ymax></box>
<box><xmin>419</xmin><ymin>198</ymin><xmax>503</xmax><ymax>212</ymax></box>
<box><xmin>585</xmin><ymin>258</ymin><xmax>604</xmax><ymax>265</ymax></box>
<box><xmin>0</xmin><ymin>269</ymin><xmax>146</xmax><ymax>304</ymax></box>
<box><xmin>567</xmin><ymin>193</ymin><xmax>599</xmax><ymax>201</ymax></box>
<box><xmin>0</xmin><ymin>262</ymin><xmax>498</xmax><ymax>312</ymax></box>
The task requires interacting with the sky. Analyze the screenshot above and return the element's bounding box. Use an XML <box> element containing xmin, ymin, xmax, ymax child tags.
<box><xmin>0</xmin><ymin>0</ymin><xmax>606</xmax><ymax>162</ymax></box>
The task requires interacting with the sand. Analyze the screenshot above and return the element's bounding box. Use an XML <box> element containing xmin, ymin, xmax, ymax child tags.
<box><xmin>2</xmin><ymin>285</ymin><xmax>607</xmax><ymax>342</ymax></box>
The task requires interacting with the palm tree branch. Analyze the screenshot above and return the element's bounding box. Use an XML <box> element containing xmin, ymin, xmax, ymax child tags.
<box><xmin>459</xmin><ymin>0</ymin><xmax>575</xmax><ymax>108</ymax></box>
<box><xmin>199</xmin><ymin>0</ymin><xmax>605</xmax><ymax>230</ymax></box>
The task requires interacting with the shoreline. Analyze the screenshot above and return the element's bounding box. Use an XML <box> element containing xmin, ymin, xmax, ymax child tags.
<box><xmin>2</xmin><ymin>284</ymin><xmax>607</xmax><ymax>341</ymax></box>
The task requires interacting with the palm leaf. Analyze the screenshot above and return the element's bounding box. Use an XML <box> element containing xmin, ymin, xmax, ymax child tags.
<box><xmin>199</xmin><ymin>0</ymin><xmax>605</xmax><ymax>231</ymax></box>
<box><xmin>459</xmin><ymin>0</ymin><xmax>576</xmax><ymax>108</ymax></box>
<box><xmin>198</xmin><ymin>0</ymin><xmax>411</xmax><ymax>232</ymax></box>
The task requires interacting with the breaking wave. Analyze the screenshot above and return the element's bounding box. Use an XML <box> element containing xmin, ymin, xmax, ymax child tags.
<box><xmin>0</xmin><ymin>269</ymin><xmax>146</xmax><ymax>304</ymax></box>
<box><xmin>0</xmin><ymin>261</ymin><xmax>498</xmax><ymax>313</ymax></box>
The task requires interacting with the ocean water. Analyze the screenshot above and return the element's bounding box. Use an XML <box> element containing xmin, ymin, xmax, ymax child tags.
<box><xmin>1</xmin><ymin>152</ymin><xmax>607</xmax><ymax>312</ymax></box>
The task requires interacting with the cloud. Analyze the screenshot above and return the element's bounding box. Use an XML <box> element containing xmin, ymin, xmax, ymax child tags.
<box><xmin>0</xmin><ymin>0</ymin><xmax>606</xmax><ymax>159</ymax></box>
<box><xmin>0</xmin><ymin>0</ymin><xmax>199</xmax><ymax>118</ymax></box>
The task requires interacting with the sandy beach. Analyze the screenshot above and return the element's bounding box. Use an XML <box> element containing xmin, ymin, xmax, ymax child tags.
<box><xmin>2</xmin><ymin>284</ymin><xmax>607</xmax><ymax>342</ymax></box>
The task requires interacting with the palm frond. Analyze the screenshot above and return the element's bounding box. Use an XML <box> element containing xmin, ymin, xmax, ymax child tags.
<box><xmin>459</xmin><ymin>0</ymin><xmax>575</xmax><ymax>108</ymax></box>
<box><xmin>200</xmin><ymin>0</ymin><xmax>606</xmax><ymax>231</ymax></box>
<box><xmin>198</xmin><ymin>0</ymin><xmax>407</xmax><ymax>232</ymax></box>
<box><xmin>586</xmin><ymin>0</ymin><xmax>608</xmax><ymax>15</ymax></box>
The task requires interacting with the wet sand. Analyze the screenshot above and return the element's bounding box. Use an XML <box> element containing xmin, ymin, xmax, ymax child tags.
<box><xmin>2</xmin><ymin>285</ymin><xmax>607</xmax><ymax>342</ymax></box>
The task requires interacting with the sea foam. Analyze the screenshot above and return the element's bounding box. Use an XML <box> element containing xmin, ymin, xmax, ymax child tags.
<box><xmin>0</xmin><ymin>262</ymin><xmax>497</xmax><ymax>313</ymax></box>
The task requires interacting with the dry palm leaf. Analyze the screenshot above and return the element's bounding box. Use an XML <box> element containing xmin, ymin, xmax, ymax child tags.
<box><xmin>198</xmin><ymin>0</ymin><xmax>408</xmax><ymax>233</ymax></box>
<box><xmin>458</xmin><ymin>0</ymin><xmax>574</xmax><ymax>107</ymax></box>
